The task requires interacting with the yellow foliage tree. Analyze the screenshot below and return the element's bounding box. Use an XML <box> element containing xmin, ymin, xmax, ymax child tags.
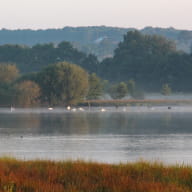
<box><xmin>0</xmin><ymin>63</ymin><xmax>19</xmax><ymax>83</ymax></box>
<box><xmin>15</xmin><ymin>81</ymin><xmax>41</xmax><ymax>107</ymax></box>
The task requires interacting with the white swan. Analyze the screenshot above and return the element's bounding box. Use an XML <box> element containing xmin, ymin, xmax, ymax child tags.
<box><xmin>11</xmin><ymin>106</ymin><xmax>15</xmax><ymax>112</ymax></box>
<box><xmin>71</xmin><ymin>108</ymin><xmax>77</xmax><ymax>112</ymax></box>
<box><xmin>78</xmin><ymin>107</ymin><xmax>84</xmax><ymax>111</ymax></box>
<box><xmin>101</xmin><ymin>108</ymin><xmax>106</xmax><ymax>112</ymax></box>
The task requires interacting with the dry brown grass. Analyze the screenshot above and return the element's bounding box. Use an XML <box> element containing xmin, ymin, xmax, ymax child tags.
<box><xmin>0</xmin><ymin>158</ymin><xmax>192</xmax><ymax>191</ymax></box>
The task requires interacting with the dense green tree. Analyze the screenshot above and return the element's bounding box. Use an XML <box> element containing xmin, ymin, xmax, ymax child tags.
<box><xmin>37</xmin><ymin>62</ymin><xmax>89</xmax><ymax>105</ymax></box>
<box><xmin>127</xmin><ymin>79</ymin><xmax>136</xmax><ymax>97</ymax></box>
<box><xmin>109</xmin><ymin>82</ymin><xmax>128</xmax><ymax>99</ymax></box>
<box><xmin>161</xmin><ymin>84</ymin><xmax>172</xmax><ymax>96</ymax></box>
<box><xmin>0</xmin><ymin>83</ymin><xmax>16</xmax><ymax>106</ymax></box>
<box><xmin>87</xmin><ymin>73</ymin><xmax>103</xmax><ymax>100</ymax></box>
<box><xmin>81</xmin><ymin>54</ymin><xmax>99</xmax><ymax>73</ymax></box>
<box><xmin>125</xmin><ymin>79</ymin><xmax>145</xmax><ymax>99</ymax></box>
<box><xmin>0</xmin><ymin>41</ymin><xmax>99</xmax><ymax>73</ymax></box>
<box><xmin>100</xmin><ymin>31</ymin><xmax>192</xmax><ymax>92</ymax></box>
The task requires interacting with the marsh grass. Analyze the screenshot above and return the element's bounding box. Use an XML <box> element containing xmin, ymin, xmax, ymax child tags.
<box><xmin>0</xmin><ymin>158</ymin><xmax>192</xmax><ymax>191</ymax></box>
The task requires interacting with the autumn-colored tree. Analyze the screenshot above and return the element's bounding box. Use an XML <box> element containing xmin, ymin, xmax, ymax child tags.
<box><xmin>0</xmin><ymin>63</ymin><xmax>19</xmax><ymax>83</ymax></box>
<box><xmin>0</xmin><ymin>64</ymin><xmax>19</xmax><ymax>106</ymax></box>
<box><xmin>15</xmin><ymin>80</ymin><xmax>41</xmax><ymax>107</ymax></box>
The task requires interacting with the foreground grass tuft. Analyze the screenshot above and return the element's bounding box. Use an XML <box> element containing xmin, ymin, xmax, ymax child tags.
<box><xmin>0</xmin><ymin>158</ymin><xmax>192</xmax><ymax>191</ymax></box>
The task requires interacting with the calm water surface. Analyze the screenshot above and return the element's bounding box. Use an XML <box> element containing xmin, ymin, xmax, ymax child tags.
<box><xmin>0</xmin><ymin>106</ymin><xmax>192</xmax><ymax>164</ymax></box>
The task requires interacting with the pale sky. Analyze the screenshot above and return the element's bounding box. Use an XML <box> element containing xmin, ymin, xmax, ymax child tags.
<box><xmin>0</xmin><ymin>0</ymin><xmax>191</xmax><ymax>30</ymax></box>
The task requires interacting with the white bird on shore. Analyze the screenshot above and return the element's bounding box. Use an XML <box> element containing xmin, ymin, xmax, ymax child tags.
<box><xmin>78</xmin><ymin>107</ymin><xmax>84</xmax><ymax>111</ymax></box>
<box><xmin>71</xmin><ymin>108</ymin><xmax>77</xmax><ymax>112</ymax></box>
<box><xmin>123</xmin><ymin>107</ymin><xmax>126</xmax><ymax>112</ymax></box>
<box><xmin>101</xmin><ymin>108</ymin><xmax>106</xmax><ymax>112</ymax></box>
<box><xmin>10</xmin><ymin>106</ymin><xmax>15</xmax><ymax>112</ymax></box>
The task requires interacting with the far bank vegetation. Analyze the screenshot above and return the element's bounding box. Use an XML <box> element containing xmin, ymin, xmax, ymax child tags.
<box><xmin>0</xmin><ymin>31</ymin><xmax>192</xmax><ymax>106</ymax></box>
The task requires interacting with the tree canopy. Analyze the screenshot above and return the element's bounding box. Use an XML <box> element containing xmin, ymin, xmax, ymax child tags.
<box><xmin>100</xmin><ymin>31</ymin><xmax>192</xmax><ymax>92</ymax></box>
<box><xmin>0</xmin><ymin>63</ymin><xmax>19</xmax><ymax>83</ymax></box>
<box><xmin>0</xmin><ymin>30</ymin><xmax>192</xmax><ymax>98</ymax></box>
<box><xmin>15</xmin><ymin>80</ymin><xmax>41</xmax><ymax>107</ymax></box>
<box><xmin>37</xmin><ymin>62</ymin><xmax>89</xmax><ymax>105</ymax></box>
<box><xmin>109</xmin><ymin>82</ymin><xmax>128</xmax><ymax>99</ymax></box>
<box><xmin>87</xmin><ymin>73</ymin><xmax>103</xmax><ymax>100</ymax></box>
<box><xmin>0</xmin><ymin>42</ymin><xmax>99</xmax><ymax>73</ymax></box>
<box><xmin>161</xmin><ymin>84</ymin><xmax>172</xmax><ymax>96</ymax></box>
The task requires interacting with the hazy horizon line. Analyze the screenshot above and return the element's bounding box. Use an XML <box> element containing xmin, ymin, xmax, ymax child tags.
<box><xmin>0</xmin><ymin>25</ymin><xmax>191</xmax><ymax>31</ymax></box>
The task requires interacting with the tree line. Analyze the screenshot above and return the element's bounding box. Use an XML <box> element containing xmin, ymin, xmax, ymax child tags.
<box><xmin>0</xmin><ymin>62</ymin><xmax>144</xmax><ymax>107</ymax></box>
<box><xmin>99</xmin><ymin>31</ymin><xmax>192</xmax><ymax>92</ymax></box>
<box><xmin>0</xmin><ymin>26</ymin><xmax>192</xmax><ymax>58</ymax></box>
<box><xmin>0</xmin><ymin>30</ymin><xmax>192</xmax><ymax>107</ymax></box>
<box><xmin>0</xmin><ymin>41</ymin><xmax>99</xmax><ymax>73</ymax></box>
<box><xmin>0</xmin><ymin>62</ymin><xmax>105</xmax><ymax>107</ymax></box>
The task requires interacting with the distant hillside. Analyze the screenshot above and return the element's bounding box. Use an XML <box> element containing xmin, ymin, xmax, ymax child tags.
<box><xmin>141</xmin><ymin>27</ymin><xmax>192</xmax><ymax>54</ymax></box>
<box><xmin>0</xmin><ymin>26</ymin><xmax>191</xmax><ymax>60</ymax></box>
<box><xmin>0</xmin><ymin>26</ymin><xmax>128</xmax><ymax>45</ymax></box>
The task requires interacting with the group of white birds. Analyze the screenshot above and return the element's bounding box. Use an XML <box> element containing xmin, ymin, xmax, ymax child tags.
<box><xmin>66</xmin><ymin>106</ymin><xmax>85</xmax><ymax>112</ymax></box>
<box><xmin>11</xmin><ymin>105</ymin><xmax>172</xmax><ymax>113</ymax></box>
<box><xmin>48</xmin><ymin>106</ymin><xmax>106</xmax><ymax>112</ymax></box>
<box><xmin>10</xmin><ymin>106</ymin><xmax>107</xmax><ymax>112</ymax></box>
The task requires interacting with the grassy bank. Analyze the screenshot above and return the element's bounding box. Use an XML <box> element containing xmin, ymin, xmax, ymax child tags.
<box><xmin>81</xmin><ymin>99</ymin><xmax>192</xmax><ymax>107</ymax></box>
<box><xmin>0</xmin><ymin>158</ymin><xmax>192</xmax><ymax>191</ymax></box>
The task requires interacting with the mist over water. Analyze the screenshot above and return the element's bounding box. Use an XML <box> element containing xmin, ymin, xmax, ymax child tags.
<box><xmin>1</xmin><ymin>106</ymin><xmax>192</xmax><ymax>164</ymax></box>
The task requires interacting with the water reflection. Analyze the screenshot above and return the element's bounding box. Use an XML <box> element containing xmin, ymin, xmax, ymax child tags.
<box><xmin>0</xmin><ymin>106</ymin><xmax>192</xmax><ymax>163</ymax></box>
<box><xmin>1</xmin><ymin>108</ymin><xmax>192</xmax><ymax>135</ymax></box>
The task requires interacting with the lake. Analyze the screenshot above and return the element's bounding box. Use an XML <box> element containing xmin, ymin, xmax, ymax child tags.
<box><xmin>0</xmin><ymin>106</ymin><xmax>192</xmax><ymax>164</ymax></box>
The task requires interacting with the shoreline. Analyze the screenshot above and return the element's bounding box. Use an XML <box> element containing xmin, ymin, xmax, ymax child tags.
<box><xmin>1</xmin><ymin>99</ymin><xmax>192</xmax><ymax>109</ymax></box>
<box><xmin>81</xmin><ymin>99</ymin><xmax>192</xmax><ymax>106</ymax></box>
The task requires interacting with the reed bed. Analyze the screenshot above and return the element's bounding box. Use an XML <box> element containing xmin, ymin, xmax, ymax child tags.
<box><xmin>0</xmin><ymin>158</ymin><xmax>192</xmax><ymax>191</ymax></box>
